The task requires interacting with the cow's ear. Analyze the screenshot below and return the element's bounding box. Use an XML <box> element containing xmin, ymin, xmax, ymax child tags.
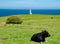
<box><xmin>44</xmin><ymin>30</ymin><xmax>48</xmax><ymax>32</ymax></box>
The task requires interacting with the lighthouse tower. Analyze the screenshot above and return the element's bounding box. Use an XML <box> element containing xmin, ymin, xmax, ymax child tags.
<box><xmin>30</xmin><ymin>9</ymin><xmax>32</xmax><ymax>15</ymax></box>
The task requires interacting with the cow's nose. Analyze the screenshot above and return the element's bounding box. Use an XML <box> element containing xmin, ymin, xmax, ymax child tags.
<box><xmin>48</xmin><ymin>34</ymin><xmax>50</xmax><ymax>37</ymax></box>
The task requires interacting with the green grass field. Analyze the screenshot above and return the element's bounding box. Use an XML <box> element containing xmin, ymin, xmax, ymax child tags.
<box><xmin>0</xmin><ymin>14</ymin><xmax>60</xmax><ymax>44</ymax></box>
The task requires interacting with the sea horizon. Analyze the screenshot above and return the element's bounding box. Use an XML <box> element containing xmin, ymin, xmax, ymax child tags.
<box><xmin>0</xmin><ymin>9</ymin><xmax>60</xmax><ymax>16</ymax></box>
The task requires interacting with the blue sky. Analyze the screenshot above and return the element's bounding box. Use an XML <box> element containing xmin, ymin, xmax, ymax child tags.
<box><xmin>0</xmin><ymin>0</ymin><xmax>60</xmax><ymax>9</ymax></box>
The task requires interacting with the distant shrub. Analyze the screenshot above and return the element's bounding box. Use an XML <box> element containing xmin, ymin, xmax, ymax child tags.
<box><xmin>51</xmin><ymin>17</ymin><xmax>53</xmax><ymax>19</ymax></box>
<box><xmin>6</xmin><ymin>16</ymin><xmax>23</xmax><ymax>24</ymax></box>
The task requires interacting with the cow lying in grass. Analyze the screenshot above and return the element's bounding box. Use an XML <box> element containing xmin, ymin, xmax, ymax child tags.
<box><xmin>31</xmin><ymin>30</ymin><xmax>50</xmax><ymax>43</ymax></box>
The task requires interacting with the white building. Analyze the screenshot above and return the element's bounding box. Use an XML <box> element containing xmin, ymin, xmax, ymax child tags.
<box><xmin>30</xmin><ymin>9</ymin><xmax>32</xmax><ymax>15</ymax></box>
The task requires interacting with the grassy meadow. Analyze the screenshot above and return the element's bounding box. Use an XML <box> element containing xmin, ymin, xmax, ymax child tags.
<box><xmin>0</xmin><ymin>14</ymin><xmax>60</xmax><ymax>44</ymax></box>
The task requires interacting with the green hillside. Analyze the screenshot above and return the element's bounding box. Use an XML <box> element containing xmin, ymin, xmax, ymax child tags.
<box><xmin>0</xmin><ymin>14</ymin><xmax>60</xmax><ymax>44</ymax></box>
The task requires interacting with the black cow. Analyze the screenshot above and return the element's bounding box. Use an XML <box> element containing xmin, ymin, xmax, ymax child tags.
<box><xmin>31</xmin><ymin>30</ymin><xmax>50</xmax><ymax>43</ymax></box>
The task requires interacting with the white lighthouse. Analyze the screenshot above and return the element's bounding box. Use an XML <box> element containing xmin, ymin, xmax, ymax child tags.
<box><xmin>30</xmin><ymin>9</ymin><xmax>32</xmax><ymax>15</ymax></box>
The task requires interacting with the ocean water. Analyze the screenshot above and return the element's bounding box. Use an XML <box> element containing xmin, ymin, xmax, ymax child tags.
<box><xmin>0</xmin><ymin>9</ymin><xmax>60</xmax><ymax>16</ymax></box>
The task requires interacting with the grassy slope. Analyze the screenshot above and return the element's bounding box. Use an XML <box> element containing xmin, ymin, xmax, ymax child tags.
<box><xmin>0</xmin><ymin>14</ymin><xmax>60</xmax><ymax>44</ymax></box>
